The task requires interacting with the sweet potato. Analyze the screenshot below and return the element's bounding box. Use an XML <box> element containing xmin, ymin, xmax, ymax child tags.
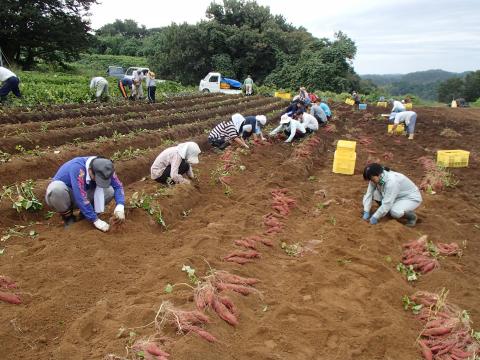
<box><xmin>224</xmin><ymin>250</ymin><xmax>261</xmax><ymax>260</ymax></box>
<box><xmin>213</xmin><ymin>271</ymin><xmax>259</xmax><ymax>285</ymax></box>
<box><xmin>215</xmin><ymin>282</ymin><xmax>255</xmax><ymax>295</ymax></box>
<box><xmin>182</xmin><ymin>324</ymin><xmax>217</xmax><ymax>342</ymax></box>
<box><xmin>234</xmin><ymin>239</ymin><xmax>257</xmax><ymax>250</ymax></box>
<box><xmin>219</xmin><ymin>296</ymin><xmax>238</xmax><ymax>316</ymax></box>
<box><xmin>419</xmin><ymin>340</ymin><xmax>433</xmax><ymax>360</ymax></box>
<box><xmin>211</xmin><ymin>297</ymin><xmax>238</xmax><ymax>326</ymax></box>
<box><xmin>0</xmin><ymin>275</ymin><xmax>17</xmax><ymax>289</ymax></box>
<box><xmin>422</xmin><ymin>327</ymin><xmax>452</xmax><ymax>337</ymax></box>
<box><xmin>0</xmin><ymin>291</ymin><xmax>21</xmax><ymax>304</ymax></box>
<box><xmin>244</xmin><ymin>235</ymin><xmax>273</xmax><ymax>247</ymax></box>
<box><xmin>146</xmin><ymin>343</ymin><xmax>170</xmax><ymax>358</ymax></box>
<box><xmin>224</xmin><ymin>256</ymin><xmax>254</xmax><ymax>265</ymax></box>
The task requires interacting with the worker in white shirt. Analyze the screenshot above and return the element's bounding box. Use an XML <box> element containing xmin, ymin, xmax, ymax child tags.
<box><xmin>391</xmin><ymin>111</ymin><xmax>417</xmax><ymax>140</ymax></box>
<box><xmin>0</xmin><ymin>66</ymin><xmax>22</xmax><ymax>102</ymax></box>
<box><xmin>151</xmin><ymin>142</ymin><xmax>201</xmax><ymax>184</ymax></box>
<box><xmin>295</xmin><ymin>111</ymin><xmax>319</xmax><ymax>133</ymax></box>
<box><xmin>89</xmin><ymin>77</ymin><xmax>109</xmax><ymax>102</ymax></box>
<box><xmin>132</xmin><ymin>69</ymin><xmax>148</xmax><ymax>100</ymax></box>
<box><xmin>390</xmin><ymin>99</ymin><xmax>406</xmax><ymax>113</ymax></box>
<box><xmin>269</xmin><ymin>114</ymin><xmax>307</xmax><ymax>142</ymax></box>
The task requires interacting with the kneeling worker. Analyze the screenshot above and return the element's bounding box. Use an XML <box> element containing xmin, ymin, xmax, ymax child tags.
<box><xmin>269</xmin><ymin>114</ymin><xmax>306</xmax><ymax>143</ymax></box>
<box><xmin>362</xmin><ymin>163</ymin><xmax>422</xmax><ymax>227</ymax></box>
<box><xmin>45</xmin><ymin>157</ymin><xmax>125</xmax><ymax>231</ymax></box>
<box><xmin>151</xmin><ymin>142</ymin><xmax>201</xmax><ymax>184</ymax></box>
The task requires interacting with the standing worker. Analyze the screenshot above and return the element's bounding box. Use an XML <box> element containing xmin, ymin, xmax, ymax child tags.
<box><xmin>45</xmin><ymin>156</ymin><xmax>125</xmax><ymax>231</ymax></box>
<box><xmin>0</xmin><ymin>66</ymin><xmax>21</xmax><ymax>103</ymax></box>
<box><xmin>361</xmin><ymin>163</ymin><xmax>422</xmax><ymax>227</ymax></box>
<box><xmin>132</xmin><ymin>69</ymin><xmax>147</xmax><ymax>100</ymax></box>
<box><xmin>244</xmin><ymin>75</ymin><xmax>254</xmax><ymax>96</ymax></box>
<box><xmin>208</xmin><ymin>114</ymin><xmax>250</xmax><ymax>150</ymax></box>
<box><xmin>391</xmin><ymin>111</ymin><xmax>417</xmax><ymax>140</ymax></box>
<box><xmin>118</xmin><ymin>76</ymin><xmax>133</xmax><ymax>100</ymax></box>
<box><xmin>90</xmin><ymin>76</ymin><xmax>109</xmax><ymax>102</ymax></box>
<box><xmin>151</xmin><ymin>142</ymin><xmax>201</xmax><ymax>184</ymax></box>
<box><xmin>146</xmin><ymin>70</ymin><xmax>157</xmax><ymax>103</ymax></box>
<box><xmin>269</xmin><ymin>114</ymin><xmax>307</xmax><ymax>143</ymax></box>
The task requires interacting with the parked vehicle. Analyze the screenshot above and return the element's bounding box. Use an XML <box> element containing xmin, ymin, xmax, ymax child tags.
<box><xmin>199</xmin><ymin>72</ymin><xmax>242</xmax><ymax>94</ymax></box>
<box><xmin>106</xmin><ymin>66</ymin><xmax>125</xmax><ymax>79</ymax></box>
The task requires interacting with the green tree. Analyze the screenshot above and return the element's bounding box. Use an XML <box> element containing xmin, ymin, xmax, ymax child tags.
<box><xmin>437</xmin><ymin>78</ymin><xmax>465</xmax><ymax>102</ymax></box>
<box><xmin>0</xmin><ymin>0</ymin><xmax>96</xmax><ymax>69</ymax></box>
<box><xmin>463</xmin><ymin>70</ymin><xmax>480</xmax><ymax>102</ymax></box>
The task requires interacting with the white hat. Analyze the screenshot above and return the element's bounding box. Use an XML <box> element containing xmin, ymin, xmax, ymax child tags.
<box><xmin>256</xmin><ymin>115</ymin><xmax>267</xmax><ymax>126</ymax></box>
<box><xmin>280</xmin><ymin>114</ymin><xmax>291</xmax><ymax>124</ymax></box>
<box><xmin>177</xmin><ymin>142</ymin><xmax>201</xmax><ymax>164</ymax></box>
<box><xmin>243</xmin><ymin>124</ymin><xmax>253</xmax><ymax>133</ymax></box>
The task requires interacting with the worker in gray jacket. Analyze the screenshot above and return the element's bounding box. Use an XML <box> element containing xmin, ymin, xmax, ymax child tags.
<box><xmin>361</xmin><ymin>163</ymin><xmax>422</xmax><ymax>227</ymax></box>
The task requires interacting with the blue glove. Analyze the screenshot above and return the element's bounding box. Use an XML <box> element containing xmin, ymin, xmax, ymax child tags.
<box><xmin>370</xmin><ymin>217</ymin><xmax>378</xmax><ymax>225</ymax></box>
<box><xmin>362</xmin><ymin>211</ymin><xmax>370</xmax><ymax>221</ymax></box>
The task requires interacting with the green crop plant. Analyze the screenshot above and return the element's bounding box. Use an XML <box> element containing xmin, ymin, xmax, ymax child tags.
<box><xmin>129</xmin><ymin>192</ymin><xmax>167</xmax><ymax>229</ymax></box>
<box><xmin>111</xmin><ymin>147</ymin><xmax>148</xmax><ymax>161</ymax></box>
<box><xmin>0</xmin><ymin>180</ymin><xmax>43</xmax><ymax>213</ymax></box>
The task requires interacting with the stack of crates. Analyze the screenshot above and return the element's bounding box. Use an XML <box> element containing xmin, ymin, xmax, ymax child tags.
<box><xmin>345</xmin><ymin>98</ymin><xmax>355</xmax><ymax>106</ymax></box>
<box><xmin>436</xmin><ymin>150</ymin><xmax>470</xmax><ymax>168</ymax></box>
<box><xmin>377</xmin><ymin>101</ymin><xmax>387</xmax><ymax>107</ymax></box>
<box><xmin>405</xmin><ymin>103</ymin><xmax>413</xmax><ymax>110</ymax></box>
<box><xmin>388</xmin><ymin>124</ymin><xmax>405</xmax><ymax>134</ymax></box>
<box><xmin>333</xmin><ymin>140</ymin><xmax>357</xmax><ymax>175</ymax></box>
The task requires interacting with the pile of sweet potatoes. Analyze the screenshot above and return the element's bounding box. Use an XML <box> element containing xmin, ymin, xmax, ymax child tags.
<box><xmin>411</xmin><ymin>291</ymin><xmax>479</xmax><ymax>359</ymax></box>
<box><xmin>0</xmin><ymin>275</ymin><xmax>21</xmax><ymax>305</ymax></box>
<box><xmin>194</xmin><ymin>270</ymin><xmax>259</xmax><ymax>327</ymax></box>
<box><xmin>293</xmin><ymin>135</ymin><xmax>321</xmax><ymax>158</ymax></box>
<box><xmin>417</xmin><ymin>156</ymin><xmax>454</xmax><ymax>192</ymax></box>
<box><xmin>402</xmin><ymin>235</ymin><xmax>461</xmax><ymax>275</ymax></box>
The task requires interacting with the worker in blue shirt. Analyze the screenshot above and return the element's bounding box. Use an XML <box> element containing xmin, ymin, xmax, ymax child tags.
<box><xmin>118</xmin><ymin>76</ymin><xmax>133</xmax><ymax>99</ymax></box>
<box><xmin>45</xmin><ymin>157</ymin><xmax>125</xmax><ymax>231</ymax></box>
<box><xmin>318</xmin><ymin>100</ymin><xmax>332</xmax><ymax>121</ymax></box>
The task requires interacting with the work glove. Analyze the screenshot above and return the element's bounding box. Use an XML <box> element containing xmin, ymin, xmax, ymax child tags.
<box><xmin>94</xmin><ymin>219</ymin><xmax>110</xmax><ymax>232</ymax></box>
<box><xmin>369</xmin><ymin>217</ymin><xmax>378</xmax><ymax>225</ymax></box>
<box><xmin>362</xmin><ymin>211</ymin><xmax>370</xmax><ymax>221</ymax></box>
<box><xmin>113</xmin><ymin>204</ymin><xmax>125</xmax><ymax>221</ymax></box>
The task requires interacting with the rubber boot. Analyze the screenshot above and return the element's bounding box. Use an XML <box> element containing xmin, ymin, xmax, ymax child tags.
<box><xmin>61</xmin><ymin>210</ymin><xmax>76</xmax><ymax>228</ymax></box>
<box><xmin>408</xmin><ymin>134</ymin><xmax>414</xmax><ymax>140</ymax></box>
<box><xmin>404</xmin><ymin>211</ymin><xmax>417</xmax><ymax>227</ymax></box>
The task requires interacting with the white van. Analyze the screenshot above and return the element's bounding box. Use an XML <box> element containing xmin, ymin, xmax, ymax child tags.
<box><xmin>199</xmin><ymin>72</ymin><xmax>242</xmax><ymax>95</ymax></box>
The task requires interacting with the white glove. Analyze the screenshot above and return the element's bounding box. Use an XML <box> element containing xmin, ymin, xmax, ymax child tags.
<box><xmin>114</xmin><ymin>204</ymin><xmax>125</xmax><ymax>221</ymax></box>
<box><xmin>94</xmin><ymin>219</ymin><xmax>110</xmax><ymax>232</ymax></box>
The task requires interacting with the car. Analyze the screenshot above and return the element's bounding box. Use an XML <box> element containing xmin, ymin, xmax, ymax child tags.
<box><xmin>106</xmin><ymin>66</ymin><xmax>125</xmax><ymax>79</ymax></box>
<box><xmin>199</xmin><ymin>72</ymin><xmax>242</xmax><ymax>95</ymax></box>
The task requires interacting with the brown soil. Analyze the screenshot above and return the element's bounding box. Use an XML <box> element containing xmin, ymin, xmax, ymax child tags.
<box><xmin>0</xmin><ymin>102</ymin><xmax>479</xmax><ymax>360</ymax></box>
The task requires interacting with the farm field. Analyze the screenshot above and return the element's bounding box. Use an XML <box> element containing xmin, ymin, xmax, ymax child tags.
<box><xmin>0</xmin><ymin>96</ymin><xmax>479</xmax><ymax>360</ymax></box>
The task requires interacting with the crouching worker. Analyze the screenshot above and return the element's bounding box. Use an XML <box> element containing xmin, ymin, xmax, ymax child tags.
<box><xmin>391</xmin><ymin>111</ymin><xmax>417</xmax><ymax>140</ymax></box>
<box><xmin>240</xmin><ymin>114</ymin><xmax>267</xmax><ymax>141</ymax></box>
<box><xmin>296</xmin><ymin>110</ymin><xmax>319</xmax><ymax>133</ymax></box>
<box><xmin>362</xmin><ymin>163</ymin><xmax>422</xmax><ymax>227</ymax></box>
<box><xmin>90</xmin><ymin>76</ymin><xmax>109</xmax><ymax>102</ymax></box>
<box><xmin>151</xmin><ymin>142</ymin><xmax>201</xmax><ymax>184</ymax></box>
<box><xmin>45</xmin><ymin>157</ymin><xmax>125</xmax><ymax>232</ymax></box>
<box><xmin>208</xmin><ymin>114</ymin><xmax>250</xmax><ymax>150</ymax></box>
<box><xmin>269</xmin><ymin>114</ymin><xmax>306</xmax><ymax>143</ymax></box>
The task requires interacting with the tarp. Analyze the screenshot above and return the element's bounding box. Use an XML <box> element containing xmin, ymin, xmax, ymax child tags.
<box><xmin>221</xmin><ymin>77</ymin><xmax>242</xmax><ymax>89</ymax></box>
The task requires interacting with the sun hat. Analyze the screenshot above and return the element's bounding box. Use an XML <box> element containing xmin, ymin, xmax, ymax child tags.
<box><xmin>280</xmin><ymin>114</ymin><xmax>291</xmax><ymax>124</ymax></box>
<box><xmin>256</xmin><ymin>115</ymin><xmax>267</xmax><ymax>125</ymax></box>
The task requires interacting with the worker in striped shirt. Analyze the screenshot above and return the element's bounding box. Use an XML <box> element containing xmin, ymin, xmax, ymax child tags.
<box><xmin>208</xmin><ymin>115</ymin><xmax>250</xmax><ymax>150</ymax></box>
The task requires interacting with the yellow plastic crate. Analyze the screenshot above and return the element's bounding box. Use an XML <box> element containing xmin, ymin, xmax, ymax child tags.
<box><xmin>345</xmin><ymin>98</ymin><xmax>355</xmax><ymax>106</ymax></box>
<box><xmin>405</xmin><ymin>103</ymin><xmax>413</xmax><ymax>110</ymax></box>
<box><xmin>436</xmin><ymin>150</ymin><xmax>470</xmax><ymax>168</ymax></box>
<box><xmin>388</xmin><ymin>124</ymin><xmax>405</xmax><ymax>134</ymax></box>
<box><xmin>377</xmin><ymin>101</ymin><xmax>387</xmax><ymax>107</ymax></box>
<box><xmin>274</xmin><ymin>91</ymin><xmax>292</xmax><ymax>100</ymax></box>
<box><xmin>336</xmin><ymin>140</ymin><xmax>357</xmax><ymax>153</ymax></box>
<box><xmin>332</xmin><ymin>150</ymin><xmax>356</xmax><ymax>175</ymax></box>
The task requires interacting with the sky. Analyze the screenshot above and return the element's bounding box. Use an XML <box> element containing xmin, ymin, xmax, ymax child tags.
<box><xmin>88</xmin><ymin>0</ymin><xmax>480</xmax><ymax>75</ymax></box>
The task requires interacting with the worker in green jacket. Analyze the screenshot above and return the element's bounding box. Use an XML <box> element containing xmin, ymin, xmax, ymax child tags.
<box><xmin>244</xmin><ymin>75</ymin><xmax>254</xmax><ymax>96</ymax></box>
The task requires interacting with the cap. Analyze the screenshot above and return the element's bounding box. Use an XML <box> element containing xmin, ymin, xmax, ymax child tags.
<box><xmin>280</xmin><ymin>114</ymin><xmax>291</xmax><ymax>124</ymax></box>
<box><xmin>256</xmin><ymin>115</ymin><xmax>267</xmax><ymax>125</ymax></box>
<box><xmin>91</xmin><ymin>158</ymin><xmax>114</xmax><ymax>188</ymax></box>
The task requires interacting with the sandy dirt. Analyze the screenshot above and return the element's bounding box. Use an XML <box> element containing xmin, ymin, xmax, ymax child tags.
<box><xmin>0</xmin><ymin>101</ymin><xmax>479</xmax><ymax>360</ymax></box>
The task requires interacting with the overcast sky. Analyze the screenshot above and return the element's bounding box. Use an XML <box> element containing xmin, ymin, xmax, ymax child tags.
<box><xmin>89</xmin><ymin>0</ymin><xmax>480</xmax><ymax>75</ymax></box>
